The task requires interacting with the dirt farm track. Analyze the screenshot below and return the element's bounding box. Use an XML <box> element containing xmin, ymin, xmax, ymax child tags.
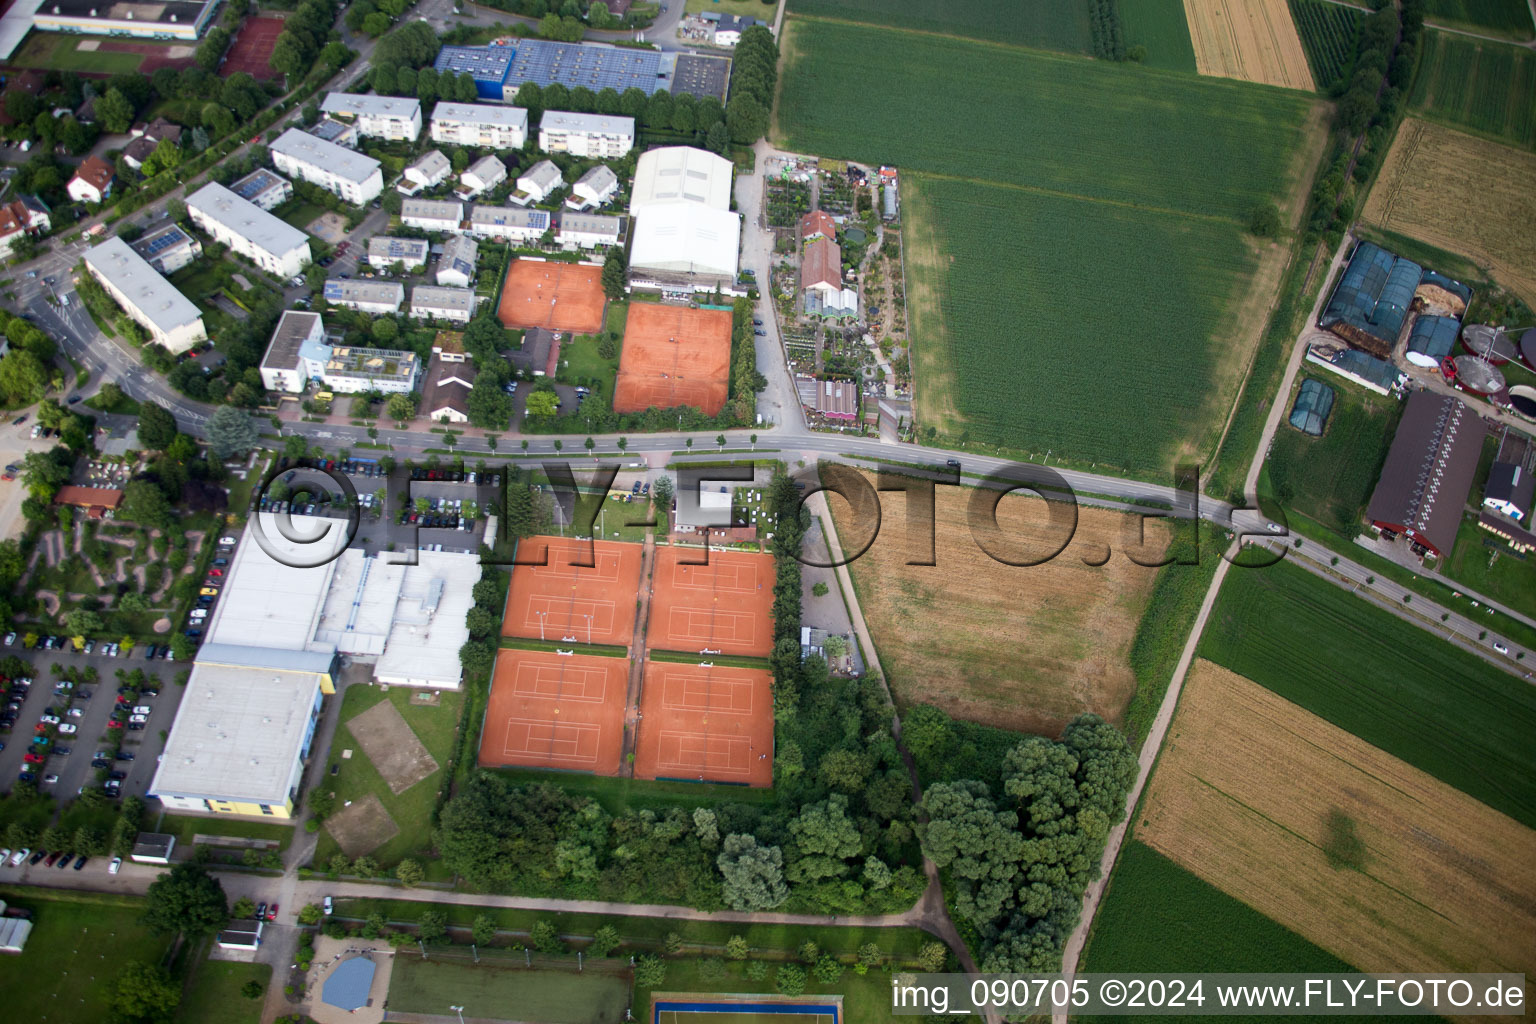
<box><xmin>1139</xmin><ymin>661</ymin><xmax>1536</xmax><ymax>1018</ymax></box>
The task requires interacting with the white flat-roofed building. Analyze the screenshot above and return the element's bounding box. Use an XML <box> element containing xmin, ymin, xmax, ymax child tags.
<box><xmin>631</xmin><ymin>145</ymin><xmax>733</xmax><ymax>212</ymax></box>
<box><xmin>187</xmin><ymin>182</ymin><xmax>311</xmax><ymax>279</ymax></box>
<box><xmin>468</xmin><ymin>205</ymin><xmax>550</xmax><ymax>243</ymax></box>
<box><xmin>373</xmin><ymin>551</ymin><xmax>476</xmax><ymax>688</ymax></box>
<box><xmin>566</xmin><ymin>164</ymin><xmax>618</xmax><ymax>210</ymax></box>
<box><xmin>401</xmin><ymin>150</ymin><xmax>451</xmax><ymax>194</ymax></box>
<box><xmin>400</xmin><ymin>198</ymin><xmax>463</xmax><ymax>234</ymax></box>
<box><xmin>410</xmin><ymin>285</ymin><xmax>477</xmax><ymax>323</ymax></box>
<box><xmin>323</xmin><ymin>279</ymin><xmax>405</xmax><ymax>316</ymax></box>
<box><xmin>149</xmin><ymin>659</ymin><xmax>327</xmax><ymax>819</ymax></box>
<box><xmin>628</xmin><ymin>146</ymin><xmax>740</xmax><ymax>292</ymax></box>
<box><xmin>32</xmin><ymin>0</ymin><xmax>217</xmax><ymax>41</ymax></box>
<box><xmin>512</xmin><ymin>159</ymin><xmax>562</xmax><ymax>206</ymax></box>
<box><xmin>436</xmin><ymin>234</ymin><xmax>479</xmax><ymax>287</ymax></box>
<box><xmin>260</xmin><ymin>310</ymin><xmax>329</xmax><ymax>393</ymax></box>
<box><xmin>456</xmin><ymin>155</ymin><xmax>507</xmax><ymax>200</ymax></box>
<box><xmin>270</xmin><ymin>128</ymin><xmax>383</xmax><ymax>205</ymax></box>
<box><xmin>229</xmin><ymin>168</ymin><xmax>293</xmax><ymax>211</ymax></box>
<box><xmin>431</xmin><ymin>102</ymin><xmax>528</xmax><ymax>148</ymax></box>
<box><xmin>130</xmin><ymin>223</ymin><xmax>201</xmax><ymax>275</ymax></box>
<box><xmin>83</xmin><ymin>236</ymin><xmax>207</xmax><ymax>354</ymax></box>
<box><xmin>321</xmin><ymin>92</ymin><xmax>422</xmax><ymax>141</ymax></box>
<box><xmin>538</xmin><ymin>110</ymin><xmax>634</xmax><ymax>158</ymax></box>
<box><xmin>557</xmin><ymin>211</ymin><xmax>621</xmax><ymax>251</ymax></box>
<box><xmin>367</xmin><ymin>236</ymin><xmax>430</xmax><ymax>271</ymax></box>
<box><xmin>320</xmin><ymin>343</ymin><xmax>420</xmax><ymax>394</ymax></box>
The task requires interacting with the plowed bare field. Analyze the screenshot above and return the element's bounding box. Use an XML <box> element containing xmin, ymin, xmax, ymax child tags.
<box><xmin>831</xmin><ymin>473</ymin><xmax>1170</xmax><ymax>734</ymax></box>
<box><xmin>1184</xmin><ymin>0</ymin><xmax>1315</xmax><ymax>90</ymax></box>
<box><xmin>1363</xmin><ymin>117</ymin><xmax>1536</xmax><ymax>306</ymax></box>
<box><xmin>1141</xmin><ymin>660</ymin><xmax>1536</xmax><ymax>1014</ymax></box>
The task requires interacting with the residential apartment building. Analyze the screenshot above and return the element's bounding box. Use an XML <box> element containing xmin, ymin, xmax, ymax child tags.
<box><xmin>129</xmin><ymin>223</ymin><xmax>201</xmax><ymax>275</ymax></box>
<box><xmin>259</xmin><ymin>311</ymin><xmax>329</xmax><ymax>393</ymax></box>
<box><xmin>83</xmin><ymin>236</ymin><xmax>206</xmax><ymax>354</ymax></box>
<box><xmin>567</xmin><ymin>164</ymin><xmax>618</xmax><ymax>210</ymax></box>
<box><xmin>436</xmin><ymin>234</ymin><xmax>479</xmax><ymax>288</ymax></box>
<box><xmin>457</xmin><ymin>155</ymin><xmax>507</xmax><ymax>200</ymax></box>
<box><xmin>410</xmin><ymin>285</ymin><xmax>477</xmax><ymax>324</ymax></box>
<box><xmin>400</xmin><ymin>150</ymin><xmax>451</xmax><ymax>194</ymax></box>
<box><xmin>368</xmin><ymin>236</ymin><xmax>430</xmax><ymax>271</ymax></box>
<box><xmin>538</xmin><ymin>110</ymin><xmax>635</xmax><ymax>158</ymax></box>
<box><xmin>556</xmin><ymin>212</ymin><xmax>621</xmax><ymax>251</ymax></box>
<box><xmin>229</xmin><ymin>168</ymin><xmax>293</xmax><ymax>211</ymax></box>
<box><xmin>187</xmin><ymin>182</ymin><xmax>312</xmax><ymax>280</ymax></box>
<box><xmin>320</xmin><ymin>93</ymin><xmax>423</xmax><ymax>141</ymax></box>
<box><xmin>400</xmin><ymin>198</ymin><xmax>464</xmax><ymax>234</ymax></box>
<box><xmin>270</xmin><ymin>128</ymin><xmax>383</xmax><ymax>205</ymax></box>
<box><xmin>323</xmin><ymin>280</ymin><xmax>405</xmax><ymax>315</ymax></box>
<box><xmin>468</xmin><ymin>205</ymin><xmax>550</xmax><ymax>244</ymax></box>
<box><xmin>511</xmin><ymin>160</ymin><xmax>562</xmax><ymax>206</ymax></box>
<box><xmin>430</xmin><ymin>102</ymin><xmax>528</xmax><ymax>148</ymax></box>
<box><xmin>319</xmin><ymin>344</ymin><xmax>420</xmax><ymax>394</ymax></box>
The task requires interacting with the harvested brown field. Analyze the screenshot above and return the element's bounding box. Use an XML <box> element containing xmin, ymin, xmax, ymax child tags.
<box><xmin>1363</xmin><ymin>117</ymin><xmax>1536</xmax><ymax>306</ymax></box>
<box><xmin>1140</xmin><ymin>660</ymin><xmax>1536</xmax><ymax>1009</ymax></box>
<box><xmin>324</xmin><ymin>793</ymin><xmax>399</xmax><ymax>859</ymax></box>
<box><xmin>349</xmin><ymin>699</ymin><xmax>439</xmax><ymax>795</ymax></box>
<box><xmin>830</xmin><ymin>473</ymin><xmax>1170</xmax><ymax>734</ymax></box>
<box><xmin>1184</xmin><ymin>0</ymin><xmax>1315</xmax><ymax>91</ymax></box>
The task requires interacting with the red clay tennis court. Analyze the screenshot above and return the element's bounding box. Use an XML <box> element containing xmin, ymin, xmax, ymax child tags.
<box><xmin>634</xmin><ymin>661</ymin><xmax>774</xmax><ymax>786</ymax></box>
<box><xmin>648</xmin><ymin>547</ymin><xmax>775</xmax><ymax>657</ymax></box>
<box><xmin>613</xmin><ymin>304</ymin><xmax>733</xmax><ymax>416</ymax></box>
<box><xmin>497</xmin><ymin>259</ymin><xmax>606</xmax><ymax>334</ymax></box>
<box><xmin>481</xmin><ymin>650</ymin><xmax>628</xmax><ymax>774</ymax></box>
<box><xmin>221</xmin><ymin>15</ymin><xmax>285</xmax><ymax>79</ymax></box>
<box><xmin>502</xmin><ymin>536</ymin><xmax>643</xmax><ymax>646</ymax></box>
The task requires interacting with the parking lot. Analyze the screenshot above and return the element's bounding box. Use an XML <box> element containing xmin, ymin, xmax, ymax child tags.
<box><xmin>0</xmin><ymin>641</ymin><xmax>187</xmax><ymax>807</ymax></box>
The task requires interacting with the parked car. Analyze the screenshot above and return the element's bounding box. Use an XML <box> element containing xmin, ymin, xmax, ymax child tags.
<box><xmin>128</xmin><ymin>715</ymin><xmax>148</xmax><ymax>725</ymax></box>
<box><xmin>9</xmin><ymin>848</ymin><xmax>28</xmax><ymax>867</ymax></box>
<box><xmin>199</xmin><ymin>587</ymin><xmax>219</xmax><ymax>597</ymax></box>
<box><xmin>109</xmin><ymin>856</ymin><xmax>122</xmax><ymax>874</ymax></box>
<box><xmin>42</xmin><ymin>774</ymin><xmax>59</xmax><ymax>784</ymax></box>
<box><xmin>1493</xmin><ymin>641</ymin><xmax>1510</xmax><ymax>654</ymax></box>
<box><xmin>57</xmin><ymin>724</ymin><xmax>77</xmax><ymax>734</ymax></box>
<box><xmin>116</xmin><ymin>751</ymin><xmax>135</xmax><ymax>761</ymax></box>
<box><xmin>255</xmin><ymin>901</ymin><xmax>267</xmax><ymax>920</ymax></box>
<box><xmin>323</xmin><ymin>896</ymin><xmax>333</xmax><ymax>915</ymax></box>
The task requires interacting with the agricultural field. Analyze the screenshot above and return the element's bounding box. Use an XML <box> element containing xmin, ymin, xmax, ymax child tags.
<box><xmin>1362</xmin><ymin>118</ymin><xmax>1536</xmax><ymax>306</ymax></box>
<box><xmin>1139</xmin><ymin>661</ymin><xmax>1536</xmax><ymax>983</ymax></box>
<box><xmin>1408</xmin><ymin>31</ymin><xmax>1536</xmax><ymax>148</ymax></box>
<box><xmin>785</xmin><ymin>0</ymin><xmax>1095</xmax><ymax>53</ymax></box>
<box><xmin>830</xmin><ymin>471</ymin><xmax>1172</xmax><ymax>735</ymax></box>
<box><xmin>1199</xmin><ymin>558</ymin><xmax>1536</xmax><ymax>829</ymax></box>
<box><xmin>776</xmin><ymin>18</ymin><xmax>1325</xmax><ymax>472</ymax></box>
<box><xmin>1262</xmin><ymin>379</ymin><xmax>1402</xmax><ymax>536</ymax></box>
<box><xmin>1081</xmin><ymin>841</ymin><xmax>1357</xmax><ymax>974</ymax></box>
<box><xmin>1287</xmin><ymin>0</ymin><xmax>1361</xmax><ymax>90</ymax></box>
<box><xmin>1423</xmin><ymin>0</ymin><xmax>1535</xmax><ymax>38</ymax></box>
<box><xmin>1119</xmin><ymin>0</ymin><xmax>1197</xmax><ymax>70</ymax></box>
<box><xmin>1183</xmin><ymin>0</ymin><xmax>1315</xmax><ymax>91</ymax></box>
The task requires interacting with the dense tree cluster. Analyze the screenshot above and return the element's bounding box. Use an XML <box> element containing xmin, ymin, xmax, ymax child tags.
<box><xmin>725</xmin><ymin>26</ymin><xmax>777</xmax><ymax>144</ymax></box>
<box><xmin>1088</xmin><ymin>0</ymin><xmax>1124</xmax><ymax>61</ymax></box>
<box><xmin>270</xmin><ymin>0</ymin><xmax>344</xmax><ymax>79</ymax></box>
<box><xmin>0</xmin><ymin>313</ymin><xmax>57</xmax><ymax>405</ymax></box>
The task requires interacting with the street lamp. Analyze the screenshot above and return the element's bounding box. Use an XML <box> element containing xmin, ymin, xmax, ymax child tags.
<box><xmin>451</xmin><ymin>1005</ymin><xmax>466</xmax><ymax>1024</ymax></box>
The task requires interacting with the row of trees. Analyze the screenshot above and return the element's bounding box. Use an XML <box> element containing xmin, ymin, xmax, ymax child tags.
<box><xmin>370</xmin><ymin>63</ymin><xmax>481</xmax><ymax>104</ymax></box>
<box><xmin>724</xmin><ymin>26</ymin><xmax>778</xmax><ymax>145</ymax></box>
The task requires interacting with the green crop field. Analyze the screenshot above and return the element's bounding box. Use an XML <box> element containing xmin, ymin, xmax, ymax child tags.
<box><xmin>1263</xmin><ymin>380</ymin><xmax>1401</xmax><ymax>535</ymax></box>
<box><xmin>1288</xmin><ymin>0</ymin><xmax>1362</xmax><ymax>90</ymax></box>
<box><xmin>1119</xmin><ymin>0</ymin><xmax>1196</xmax><ymax>71</ymax></box>
<box><xmin>390</xmin><ymin>958</ymin><xmax>630</xmax><ymax>1022</ymax></box>
<box><xmin>1082</xmin><ymin>841</ymin><xmax>1355</xmax><ymax>974</ymax></box>
<box><xmin>1423</xmin><ymin>0</ymin><xmax>1534</xmax><ymax>38</ymax></box>
<box><xmin>777</xmin><ymin>17</ymin><xmax>1321</xmax><ymax>471</ymax></box>
<box><xmin>785</xmin><ymin>0</ymin><xmax>1094</xmax><ymax>53</ymax></box>
<box><xmin>1409</xmin><ymin>31</ymin><xmax>1536</xmax><ymax>148</ymax></box>
<box><xmin>778</xmin><ymin>21</ymin><xmax>1315</xmax><ymax>221</ymax></box>
<box><xmin>1199</xmin><ymin>559</ymin><xmax>1536</xmax><ymax>828</ymax></box>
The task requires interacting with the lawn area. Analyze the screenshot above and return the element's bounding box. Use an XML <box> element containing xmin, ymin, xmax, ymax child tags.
<box><xmin>0</xmin><ymin>891</ymin><xmax>173</xmax><ymax>1024</ymax></box>
<box><xmin>1199</xmin><ymin>558</ymin><xmax>1536</xmax><ymax>828</ymax></box>
<box><xmin>311</xmin><ymin>683</ymin><xmax>464</xmax><ymax>870</ymax></box>
<box><xmin>1262</xmin><ymin>378</ymin><xmax>1401</xmax><ymax>536</ymax></box>
<box><xmin>1443</xmin><ymin>512</ymin><xmax>1536</xmax><ymax>621</ymax></box>
<box><xmin>276</xmin><ymin>200</ymin><xmax>330</xmax><ymax>235</ymax></box>
<box><xmin>1082</xmin><ymin>841</ymin><xmax>1355</xmax><ymax>974</ymax></box>
<box><xmin>485</xmin><ymin>764</ymin><xmax>777</xmax><ymax>816</ymax></box>
<box><xmin>11</xmin><ymin>32</ymin><xmax>146</xmax><ymax>73</ymax></box>
<box><xmin>390</xmin><ymin>957</ymin><xmax>630</xmax><ymax>1023</ymax></box>
<box><xmin>155</xmin><ymin>811</ymin><xmax>296</xmax><ymax>852</ymax></box>
<box><xmin>688</xmin><ymin>0</ymin><xmax>779</xmax><ymax>18</ymax></box>
<box><xmin>331</xmin><ymin>897</ymin><xmax>934</xmax><ymax>961</ymax></box>
<box><xmin>174</xmin><ymin>955</ymin><xmax>272</xmax><ymax>1024</ymax></box>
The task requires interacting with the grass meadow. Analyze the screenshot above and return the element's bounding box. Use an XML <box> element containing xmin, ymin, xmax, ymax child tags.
<box><xmin>1199</xmin><ymin>559</ymin><xmax>1536</xmax><ymax>828</ymax></box>
<box><xmin>174</xmin><ymin>958</ymin><xmax>272</xmax><ymax>1024</ymax></box>
<box><xmin>1409</xmin><ymin>31</ymin><xmax>1536</xmax><ymax>148</ymax></box>
<box><xmin>1119</xmin><ymin>0</ymin><xmax>1197</xmax><ymax>70</ymax></box>
<box><xmin>785</xmin><ymin>0</ymin><xmax>1094</xmax><ymax>52</ymax></box>
<box><xmin>775</xmin><ymin>17</ymin><xmax>1322</xmax><ymax>473</ymax></box>
<box><xmin>1262</xmin><ymin>379</ymin><xmax>1402</xmax><ymax>536</ymax></box>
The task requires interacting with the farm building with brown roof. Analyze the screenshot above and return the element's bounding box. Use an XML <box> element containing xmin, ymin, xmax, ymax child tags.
<box><xmin>1366</xmin><ymin>391</ymin><xmax>1486</xmax><ymax>559</ymax></box>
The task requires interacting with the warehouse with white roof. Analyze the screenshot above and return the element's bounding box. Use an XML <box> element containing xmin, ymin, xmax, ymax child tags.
<box><xmin>627</xmin><ymin>146</ymin><xmax>740</xmax><ymax>292</ymax></box>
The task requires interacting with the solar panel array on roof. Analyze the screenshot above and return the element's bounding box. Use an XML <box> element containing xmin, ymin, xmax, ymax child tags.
<box><xmin>505</xmin><ymin>39</ymin><xmax>665</xmax><ymax>95</ymax></box>
<box><xmin>230</xmin><ymin>170</ymin><xmax>282</xmax><ymax>202</ymax></box>
<box><xmin>137</xmin><ymin>226</ymin><xmax>190</xmax><ymax>257</ymax></box>
<box><xmin>1287</xmin><ymin>378</ymin><xmax>1335</xmax><ymax>436</ymax></box>
<box><xmin>434</xmin><ymin>44</ymin><xmax>514</xmax><ymax>83</ymax></box>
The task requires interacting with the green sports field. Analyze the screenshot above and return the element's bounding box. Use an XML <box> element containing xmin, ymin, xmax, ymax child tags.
<box><xmin>1409</xmin><ymin>31</ymin><xmax>1536</xmax><ymax>148</ymax></box>
<box><xmin>776</xmin><ymin>17</ymin><xmax>1321</xmax><ymax>472</ymax></box>
<box><xmin>1199</xmin><ymin>559</ymin><xmax>1536</xmax><ymax>828</ymax></box>
<box><xmin>786</xmin><ymin>0</ymin><xmax>1094</xmax><ymax>53</ymax></box>
<box><xmin>389</xmin><ymin>957</ymin><xmax>630</xmax><ymax>1023</ymax></box>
